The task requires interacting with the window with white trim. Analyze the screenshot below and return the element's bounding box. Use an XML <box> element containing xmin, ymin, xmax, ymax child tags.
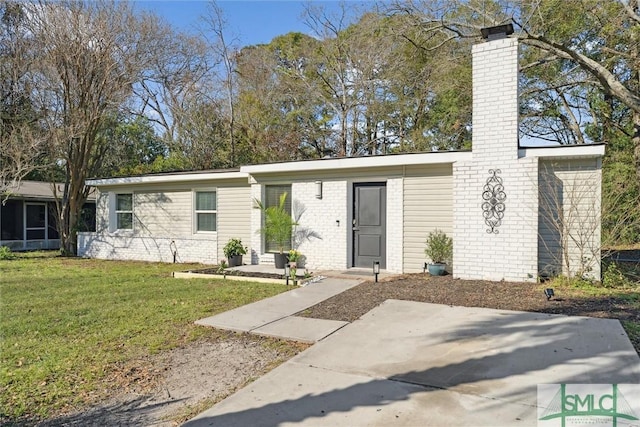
<box><xmin>195</xmin><ymin>191</ymin><xmax>216</xmax><ymax>232</ymax></box>
<box><xmin>115</xmin><ymin>193</ymin><xmax>133</xmax><ymax>230</ymax></box>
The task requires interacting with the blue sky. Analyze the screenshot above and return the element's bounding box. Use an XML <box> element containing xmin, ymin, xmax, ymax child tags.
<box><xmin>134</xmin><ymin>1</ymin><xmax>372</xmax><ymax>47</ymax></box>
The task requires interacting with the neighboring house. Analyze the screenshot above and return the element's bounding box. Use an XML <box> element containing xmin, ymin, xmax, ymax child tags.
<box><xmin>1</xmin><ymin>181</ymin><xmax>96</xmax><ymax>251</ymax></box>
<box><xmin>79</xmin><ymin>26</ymin><xmax>605</xmax><ymax>281</ymax></box>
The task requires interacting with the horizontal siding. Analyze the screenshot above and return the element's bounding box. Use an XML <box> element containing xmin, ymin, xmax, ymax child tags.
<box><xmin>217</xmin><ymin>185</ymin><xmax>252</xmax><ymax>260</ymax></box>
<box><xmin>95</xmin><ymin>191</ymin><xmax>109</xmax><ymax>233</ymax></box>
<box><xmin>134</xmin><ymin>191</ymin><xmax>192</xmax><ymax>237</ymax></box>
<box><xmin>538</xmin><ymin>159</ymin><xmax>601</xmax><ymax>278</ymax></box>
<box><xmin>403</xmin><ymin>165</ymin><xmax>454</xmax><ymax>273</ymax></box>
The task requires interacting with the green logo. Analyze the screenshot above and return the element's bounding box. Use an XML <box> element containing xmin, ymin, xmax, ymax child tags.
<box><xmin>539</xmin><ymin>384</ymin><xmax>639</xmax><ymax>427</ymax></box>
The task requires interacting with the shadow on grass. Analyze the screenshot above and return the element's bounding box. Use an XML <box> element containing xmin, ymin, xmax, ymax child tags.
<box><xmin>25</xmin><ymin>395</ymin><xmax>188</xmax><ymax>427</ymax></box>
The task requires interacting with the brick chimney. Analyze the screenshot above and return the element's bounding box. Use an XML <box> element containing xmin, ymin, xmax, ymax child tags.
<box><xmin>453</xmin><ymin>25</ymin><xmax>540</xmax><ymax>282</ymax></box>
<box><xmin>472</xmin><ymin>24</ymin><xmax>519</xmax><ymax>159</ymax></box>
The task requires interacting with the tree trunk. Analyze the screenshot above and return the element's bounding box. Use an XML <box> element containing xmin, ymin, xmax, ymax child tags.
<box><xmin>634</xmin><ymin>111</ymin><xmax>640</xmax><ymax>183</ymax></box>
<box><xmin>60</xmin><ymin>200</ymin><xmax>78</xmax><ymax>256</ymax></box>
<box><xmin>58</xmin><ymin>188</ymin><xmax>78</xmax><ymax>256</ymax></box>
<box><xmin>56</xmin><ymin>169</ymin><xmax>88</xmax><ymax>256</ymax></box>
<box><xmin>632</xmin><ymin>0</ymin><xmax>640</xmax><ymax>183</ymax></box>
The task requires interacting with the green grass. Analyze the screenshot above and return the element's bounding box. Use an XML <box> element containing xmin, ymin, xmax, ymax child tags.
<box><xmin>0</xmin><ymin>252</ymin><xmax>290</xmax><ymax>422</ymax></box>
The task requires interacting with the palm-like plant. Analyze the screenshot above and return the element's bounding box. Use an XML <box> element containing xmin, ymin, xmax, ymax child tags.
<box><xmin>255</xmin><ymin>192</ymin><xmax>298</xmax><ymax>254</ymax></box>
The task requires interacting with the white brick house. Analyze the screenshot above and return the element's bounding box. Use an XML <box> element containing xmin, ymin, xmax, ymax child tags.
<box><xmin>79</xmin><ymin>27</ymin><xmax>604</xmax><ymax>281</ymax></box>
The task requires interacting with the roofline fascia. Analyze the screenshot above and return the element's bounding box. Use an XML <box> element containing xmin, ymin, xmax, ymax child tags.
<box><xmin>241</xmin><ymin>151</ymin><xmax>473</xmax><ymax>174</ymax></box>
<box><xmin>518</xmin><ymin>144</ymin><xmax>605</xmax><ymax>159</ymax></box>
<box><xmin>86</xmin><ymin>171</ymin><xmax>249</xmax><ymax>187</ymax></box>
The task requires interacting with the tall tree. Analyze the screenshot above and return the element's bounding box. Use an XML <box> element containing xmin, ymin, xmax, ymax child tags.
<box><xmin>18</xmin><ymin>0</ymin><xmax>165</xmax><ymax>254</ymax></box>
<box><xmin>388</xmin><ymin>0</ymin><xmax>640</xmax><ymax>177</ymax></box>
<box><xmin>98</xmin><ymin>114</ymin><xmax>167</xmax><ymax>177</ymax></box>
<box><xmin>235</xmin><ymin>34</ymin><xmax>325</xmax><ymax>163</ymax></box>
<box><xmin>133</xmin><ymin>19</ymin><xmax>213</xmax><ymax>168</ymax></box>
<box><xmin>201</xmin><ymin>1</ymin><xmax>240</xmax><ymax>167</ymax></box>
<box><xmin>0</xmin><ymin>2</ymin><xmax>48</xmax><ymax>196</ymax></box>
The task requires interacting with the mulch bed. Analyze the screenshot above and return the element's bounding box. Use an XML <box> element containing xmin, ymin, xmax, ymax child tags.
<box><xmin>298</xmin><ymin>273</ymin><xmax>640</xmax><ymax>353</ymax></box>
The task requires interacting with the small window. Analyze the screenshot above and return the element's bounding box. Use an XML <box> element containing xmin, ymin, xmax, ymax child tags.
<box><xmin>115</xmin><ymin>194</ymin><xmax>133</xmax><ymax>230</ymax></box>
<box><xmin>195</xmin><ymin>191</ymin><xmax>216</xmax><ymax>232</ymax></box>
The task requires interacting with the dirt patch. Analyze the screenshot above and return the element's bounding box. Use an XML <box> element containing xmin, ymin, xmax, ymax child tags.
<box><xmin>38</xmin><ymin>334</ymin><xmax>308</xmax><ymax>427</ymax></box>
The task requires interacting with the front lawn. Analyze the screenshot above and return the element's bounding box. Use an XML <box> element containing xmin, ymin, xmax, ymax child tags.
<box><xmin>0</xmin><ymin>252</ymin><xmax>290</xmax><ymax>423</ymax></box>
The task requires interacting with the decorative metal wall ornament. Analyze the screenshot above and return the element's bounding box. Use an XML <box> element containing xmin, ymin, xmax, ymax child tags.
<box><xmin>482</xmin><ymin>169</ymin><xmax>506</xmax><ymax>234</ymax></box>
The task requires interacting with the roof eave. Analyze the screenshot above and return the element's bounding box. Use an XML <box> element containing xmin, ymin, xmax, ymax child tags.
<box><xmin>518</xmin><ymin>144</ymin><xmax>605</xmax><ymax>159</ymax></box>
<box><xmin>86</xmin><ymin>171</ymin><xmax>249</xmax><ymax>187</ymax></box>
<box><xmin>241</xmin><ymin>151</ymin><xmax>472</xmax><ymax>174</ymax></box>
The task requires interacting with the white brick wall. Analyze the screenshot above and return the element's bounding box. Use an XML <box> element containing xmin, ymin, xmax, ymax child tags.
<box><xmin>250</xmin><ymin>181</ymin><xmax>349</xmax><ymax>270</ymax></box>
<box><xmin>250</xmin><ymin>183</ymin><xmax>263</xmax><ymax>265</ymax></box>
<box><xmin>454</xmin><ymin>159</ymin><xmax>539</xmax><ymax>282</ymax></box>
<box><xmin>386</xmin><ymin>178</ymin><xmax>403</xmax><ymax>272</ymax></box>
<box><xmin>77</xmin><ymin>233</ymin><xmax>218</xmax><ymax>264</ymax></box>
<box><xmin>290</xmin><ymin>181</ymin><xmax>348</xmax><ymax>271</ymax></box>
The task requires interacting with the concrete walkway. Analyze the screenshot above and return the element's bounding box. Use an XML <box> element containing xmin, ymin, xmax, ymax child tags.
<box><xmin>187</xmin><ymin>300</ymin><xmax>640</xmax><ymax>427</ymax></box>
<box><xmin>195</xmin><ymin>276</ymin><xmax>363</xmax><ymax>343</ymax></box>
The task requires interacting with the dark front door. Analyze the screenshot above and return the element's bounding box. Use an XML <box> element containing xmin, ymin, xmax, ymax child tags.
<box><xmin>353</xmin><ymin>183</ymin><xmax>386</xmax><ymax>268</ymax></box>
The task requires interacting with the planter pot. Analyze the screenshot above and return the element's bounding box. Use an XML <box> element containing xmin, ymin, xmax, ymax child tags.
<box><xmin>427</xmin><ymin>263</ymin><xmax>447</xmax><ymax>276</ymax></box>
<box><xmin>274</xmin><ymin>252</ymin><xmax>287</xmax><ymax>269</ymax></box>
<box><xmin>228</xmin><ymin>255</ymin><xmax>243</xmax><ymax>267</ymax></box>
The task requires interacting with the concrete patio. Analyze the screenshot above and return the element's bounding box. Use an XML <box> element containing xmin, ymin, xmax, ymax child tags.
<box><xmin>187</xmin><ymin>300</ymin><xmax>640</xmax><ymax>426</ymax></box>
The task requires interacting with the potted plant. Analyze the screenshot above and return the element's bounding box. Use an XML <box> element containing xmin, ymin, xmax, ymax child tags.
<box><xmin>223</xmin><ymin>238</ymin><xmax>247</xmax><ymax>267</ymax></box>
<box><xmin>425</xmin><ymin>229</ymin><xmax>452</xmax><ymax>276</ymax></box>
<box><xmin>255</xmin><ymin>193</ymin><xmax>298</xmax><ymax>268</ymax></box>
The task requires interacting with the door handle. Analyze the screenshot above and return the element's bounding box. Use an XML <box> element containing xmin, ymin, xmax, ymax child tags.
<box><xmin>352</xmin><ymin>227</ymin><xmax>359</xmax><ymax>231</ymax></box>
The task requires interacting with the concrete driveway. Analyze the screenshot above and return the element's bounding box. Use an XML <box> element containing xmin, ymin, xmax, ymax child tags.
<box><xmin>185</xmin><ymin>300</ymin><xmax>640</xmax><ymax>427</ymax></box>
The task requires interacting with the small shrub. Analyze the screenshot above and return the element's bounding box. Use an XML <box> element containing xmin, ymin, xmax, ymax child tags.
<box><xmin>549</xmin><ymin>275</ymin><xmax>595</xmax><ymax>290</ymax></box>
<box><xmin>216</xmin><ymin>259</ymin><xmax>228</xmax><ymax>273</ymax></box>
<box><xmin>0</xmin><ymin>246</ymin><xmax>15</xmax><ymax>260</ymax></box>
<box><xmin>602</xmin><ymin>262</ymin><xmax>634</xmax><ymax>288</ymax></box>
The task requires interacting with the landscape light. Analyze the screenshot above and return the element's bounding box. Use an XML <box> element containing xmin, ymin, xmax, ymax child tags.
<box><xmin>544</xmin><ymin>288</ymin><xmax>555</xmax><ymax>300</ymax></box>
<box><xmin>284</xmin><ymin>264</ymin><xmax>290</xmax><ymax>286</ymax></box>
<box><xmin>373</xmin><ymin>261</ymin><xmax>380</xmax><ymax>283</ymax></box>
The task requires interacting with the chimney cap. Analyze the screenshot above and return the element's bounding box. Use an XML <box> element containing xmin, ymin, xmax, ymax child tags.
<box><xmin>480</xmin><ymin>23</ymin><xmax>514</xmax><ymax>40</ymax></box>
